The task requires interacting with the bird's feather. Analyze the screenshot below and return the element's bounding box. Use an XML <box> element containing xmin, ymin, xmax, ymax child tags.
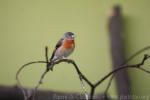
<box><xmin>50</xmin><ymin>38</ymin><xmax>64</xmax><ymax>61</ymax></box>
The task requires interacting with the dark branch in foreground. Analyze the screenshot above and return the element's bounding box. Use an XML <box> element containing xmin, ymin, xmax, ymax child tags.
<box><xmin>16</xmin><ymin>46</ymin><xmax>150</xmax><ymax>100</ymax></box>
<box><xmin>88</xmin><ymin>54</ymin><xmax>150</xmax><ymax>99</ymax></box>
<box><xmin>104</xmin><ymin>45</ymin><xmax>150</xmax><ymax>98</ymax></box>
<box><xmin>94</xmin><ymin>54</ymin><xmax>150</xmax><ymax>87</ymax></box>
<box><xmin>32</xmin><ymin>58</ymin><xmax>92</xmax><ymax>100</ymax></box>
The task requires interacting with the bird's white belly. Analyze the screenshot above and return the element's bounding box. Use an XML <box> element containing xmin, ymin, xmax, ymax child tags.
<box><xmin>55</xmin><ymin>46</ymin><xmax>74</xmax><ymax>59</ymax></box>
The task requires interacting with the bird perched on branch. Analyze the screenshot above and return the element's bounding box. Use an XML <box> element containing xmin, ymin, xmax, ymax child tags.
<box><xmin>48</xmin><ymin>32</ymin><xmax>75</xmax><ymax>70</ymax></box>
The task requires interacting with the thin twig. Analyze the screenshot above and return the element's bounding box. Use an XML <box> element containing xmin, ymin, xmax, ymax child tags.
<box><xmin>45</xmin><ymin>46</ymin><xmax>49</xmax><ymax>68</ymax></box>
<box><xmin>138</xmin><ymin>67</ymin><xmax>150</xmax><ymax>74</ymax></box>
<box><xmin>32</xmin><ymin>69</ymin><xmax>49</xmax><ymax>100</ymax></box>
<box><xmin>88</xmin><ymin>54</ymin><xmax>150</xmax><ymax>99</ymax></box>
<box><xmin>16</xmin><ymin>61</ymin><xmax>48</xmax><ymax>81</ymax></box>
<box><xmin>32</xmin><ymin>46</ymin><xmax>50</xmax><ymax>100</ymax></box>
<box><xmin>89</xmin><ymin>55</ymin><xmax>150</xmax><ymax>99</ymax></box>
<box><xmin>104</xmin><ymin>45</ymin><xmax>150</xmax><ymax>96</ymax></box>
<box><xmin>31</xmin><ymin>59</ymin><xmax>91</xmax><ymax>100</ymax></box>
<box><xmin>124</xmin><ymin>46</ymin><xmax>150</xmax><ymax>64</ymax></box>
<box><xmin>16</xmin><ymin>46</ymin><xmax>150</xmax><ymax>100</ymax></box>
<box><xmin>94</xmin><ymin>55</ymin><xmax>150</xmax><ymax>87</ymax></box>
<box><xmin>31</xmin><ymin>47</ymin><xmax>92</xmax><ymax>100</ymax></box>
<box><xmin>104</xmin><ymin>75</ymin><xmax>114</xmax><ymax>95</ymax></box>
<box><xmin>52</xmin><ymin>59</ymin><xmax>94</xmax><ymax>87</ymax></box>
<box><xmin>16</xmin><ymin>61</ymin><xmax>47</xmax><ymax>100</ymax></box>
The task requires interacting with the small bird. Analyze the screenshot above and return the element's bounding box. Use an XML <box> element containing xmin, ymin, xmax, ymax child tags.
<box><xmin>48</xmin><ymin>32</ymin><xmax>75</xmax><ymax>70</ymax></box>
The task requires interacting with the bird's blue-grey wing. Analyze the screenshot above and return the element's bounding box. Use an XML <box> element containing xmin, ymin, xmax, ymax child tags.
<box><xmin>50</xmin><ymin>38</ymin><xmax>64</xmax><ymax>61</ymax></box>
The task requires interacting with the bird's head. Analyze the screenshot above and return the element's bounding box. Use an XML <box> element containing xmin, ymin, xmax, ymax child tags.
<box><xmin>63</xmin><ymin>32</ymin><xmax>75</xmax><ymax>40</ymax></box>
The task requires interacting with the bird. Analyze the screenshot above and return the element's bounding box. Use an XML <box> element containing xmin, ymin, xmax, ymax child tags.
<box><xmin>47</xmin><ymin>32</ymin><xmax>75</xmax><ymax>70</ymax></box>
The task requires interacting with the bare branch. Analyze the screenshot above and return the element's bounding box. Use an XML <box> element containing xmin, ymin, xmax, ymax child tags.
<box><xmin>16</xmin><ymin>61</ymin><xmax>48</xmax><ymax>100</ymax></box>
<box><xmin>51</xmin><ymin>59</ymin><xmax>94</xmax><ymax>87</ymax></box>
<box><xmin>94</xmin><ymin>54</ymin><xmax>150</xmax><ymax>87</ymax></box>
<box><xmin>45</xmin><ymin>46</ymin><xmax>49</xmax><ymax>68</ymax></box>
<box><xmin>16</xmin><ymin>46</ymin><xmax>150</xmax><ymax>100</ymax></box>
<box><xmin>104</xmin><ymin>45</ymin><xmax>150</xmax><ymax>97</ymax></box>
<box><xmin>138</xmin><ymin>67</ymin><xmax>150</xmax><ymax>74</ymax></box>
<box><xmin>30</xmin><ymin>59</ymin><xmax>92</xmax><ymax>100</ymax></box>
<box><xmin>32</xmin><ymin>69</ymin><xmax>49</xmax><ymax>100</ymax></box>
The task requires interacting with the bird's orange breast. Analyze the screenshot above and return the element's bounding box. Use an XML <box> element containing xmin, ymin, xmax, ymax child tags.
<box><xmin>63</xmin><ymin>39</ymin><xmax>75</xmax><ymax>49</ymax></box>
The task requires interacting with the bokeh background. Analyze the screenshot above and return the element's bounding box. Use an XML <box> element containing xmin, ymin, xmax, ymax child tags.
<box><xmin>0</xmin><ymin>0</ymin><xmax>150</xmax><ymax>98</ymax></box>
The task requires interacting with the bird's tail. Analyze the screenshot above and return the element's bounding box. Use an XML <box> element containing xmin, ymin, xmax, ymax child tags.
<box><xmin>47</xmin><ymin>55</ymin><xmax>57</xmax><ymax>71</ymax></box>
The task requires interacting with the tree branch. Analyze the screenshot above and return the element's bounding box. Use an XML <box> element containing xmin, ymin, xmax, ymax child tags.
<box><xmin>94</xmin><ymin>54</ymin><xmax>150</xmax><ymax>88</ymax></box>
<box><xmin>104</xmin><ymin>45</ymin><xmax>150</xmax><ymax>98</ymax></box>
<box><xmin>16</xmin><ymin>61</ymin><xmax>48</xmax><ymax>100</ymax></box>
<box><xmin>16</xmin><ymin>46</ymin><xmax>150</xmax><ymax>100</ymax></box>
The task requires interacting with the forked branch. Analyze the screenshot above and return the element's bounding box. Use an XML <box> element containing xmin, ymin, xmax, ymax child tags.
<box><xmin>16</xmin><ymin>46</ymin><xmax>150</xmax><ymax>100</ymax></box>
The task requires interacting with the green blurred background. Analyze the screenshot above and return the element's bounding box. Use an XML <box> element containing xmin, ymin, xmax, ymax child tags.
<box><xmin>0</xmin><ymin>0</ymin><xmax>150</xmax><ymax>98</ymax></box>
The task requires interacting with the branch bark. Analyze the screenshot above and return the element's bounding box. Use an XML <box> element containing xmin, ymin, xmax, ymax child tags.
<box><xmin>104</xmin><ymin>45</ymin><xmax>150</xmax><ymax>97</ymax></box>
<box><xmin>15</xmin><ymin>46</ymin><xmax>150</xmax><ymax>100</ymax></box>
